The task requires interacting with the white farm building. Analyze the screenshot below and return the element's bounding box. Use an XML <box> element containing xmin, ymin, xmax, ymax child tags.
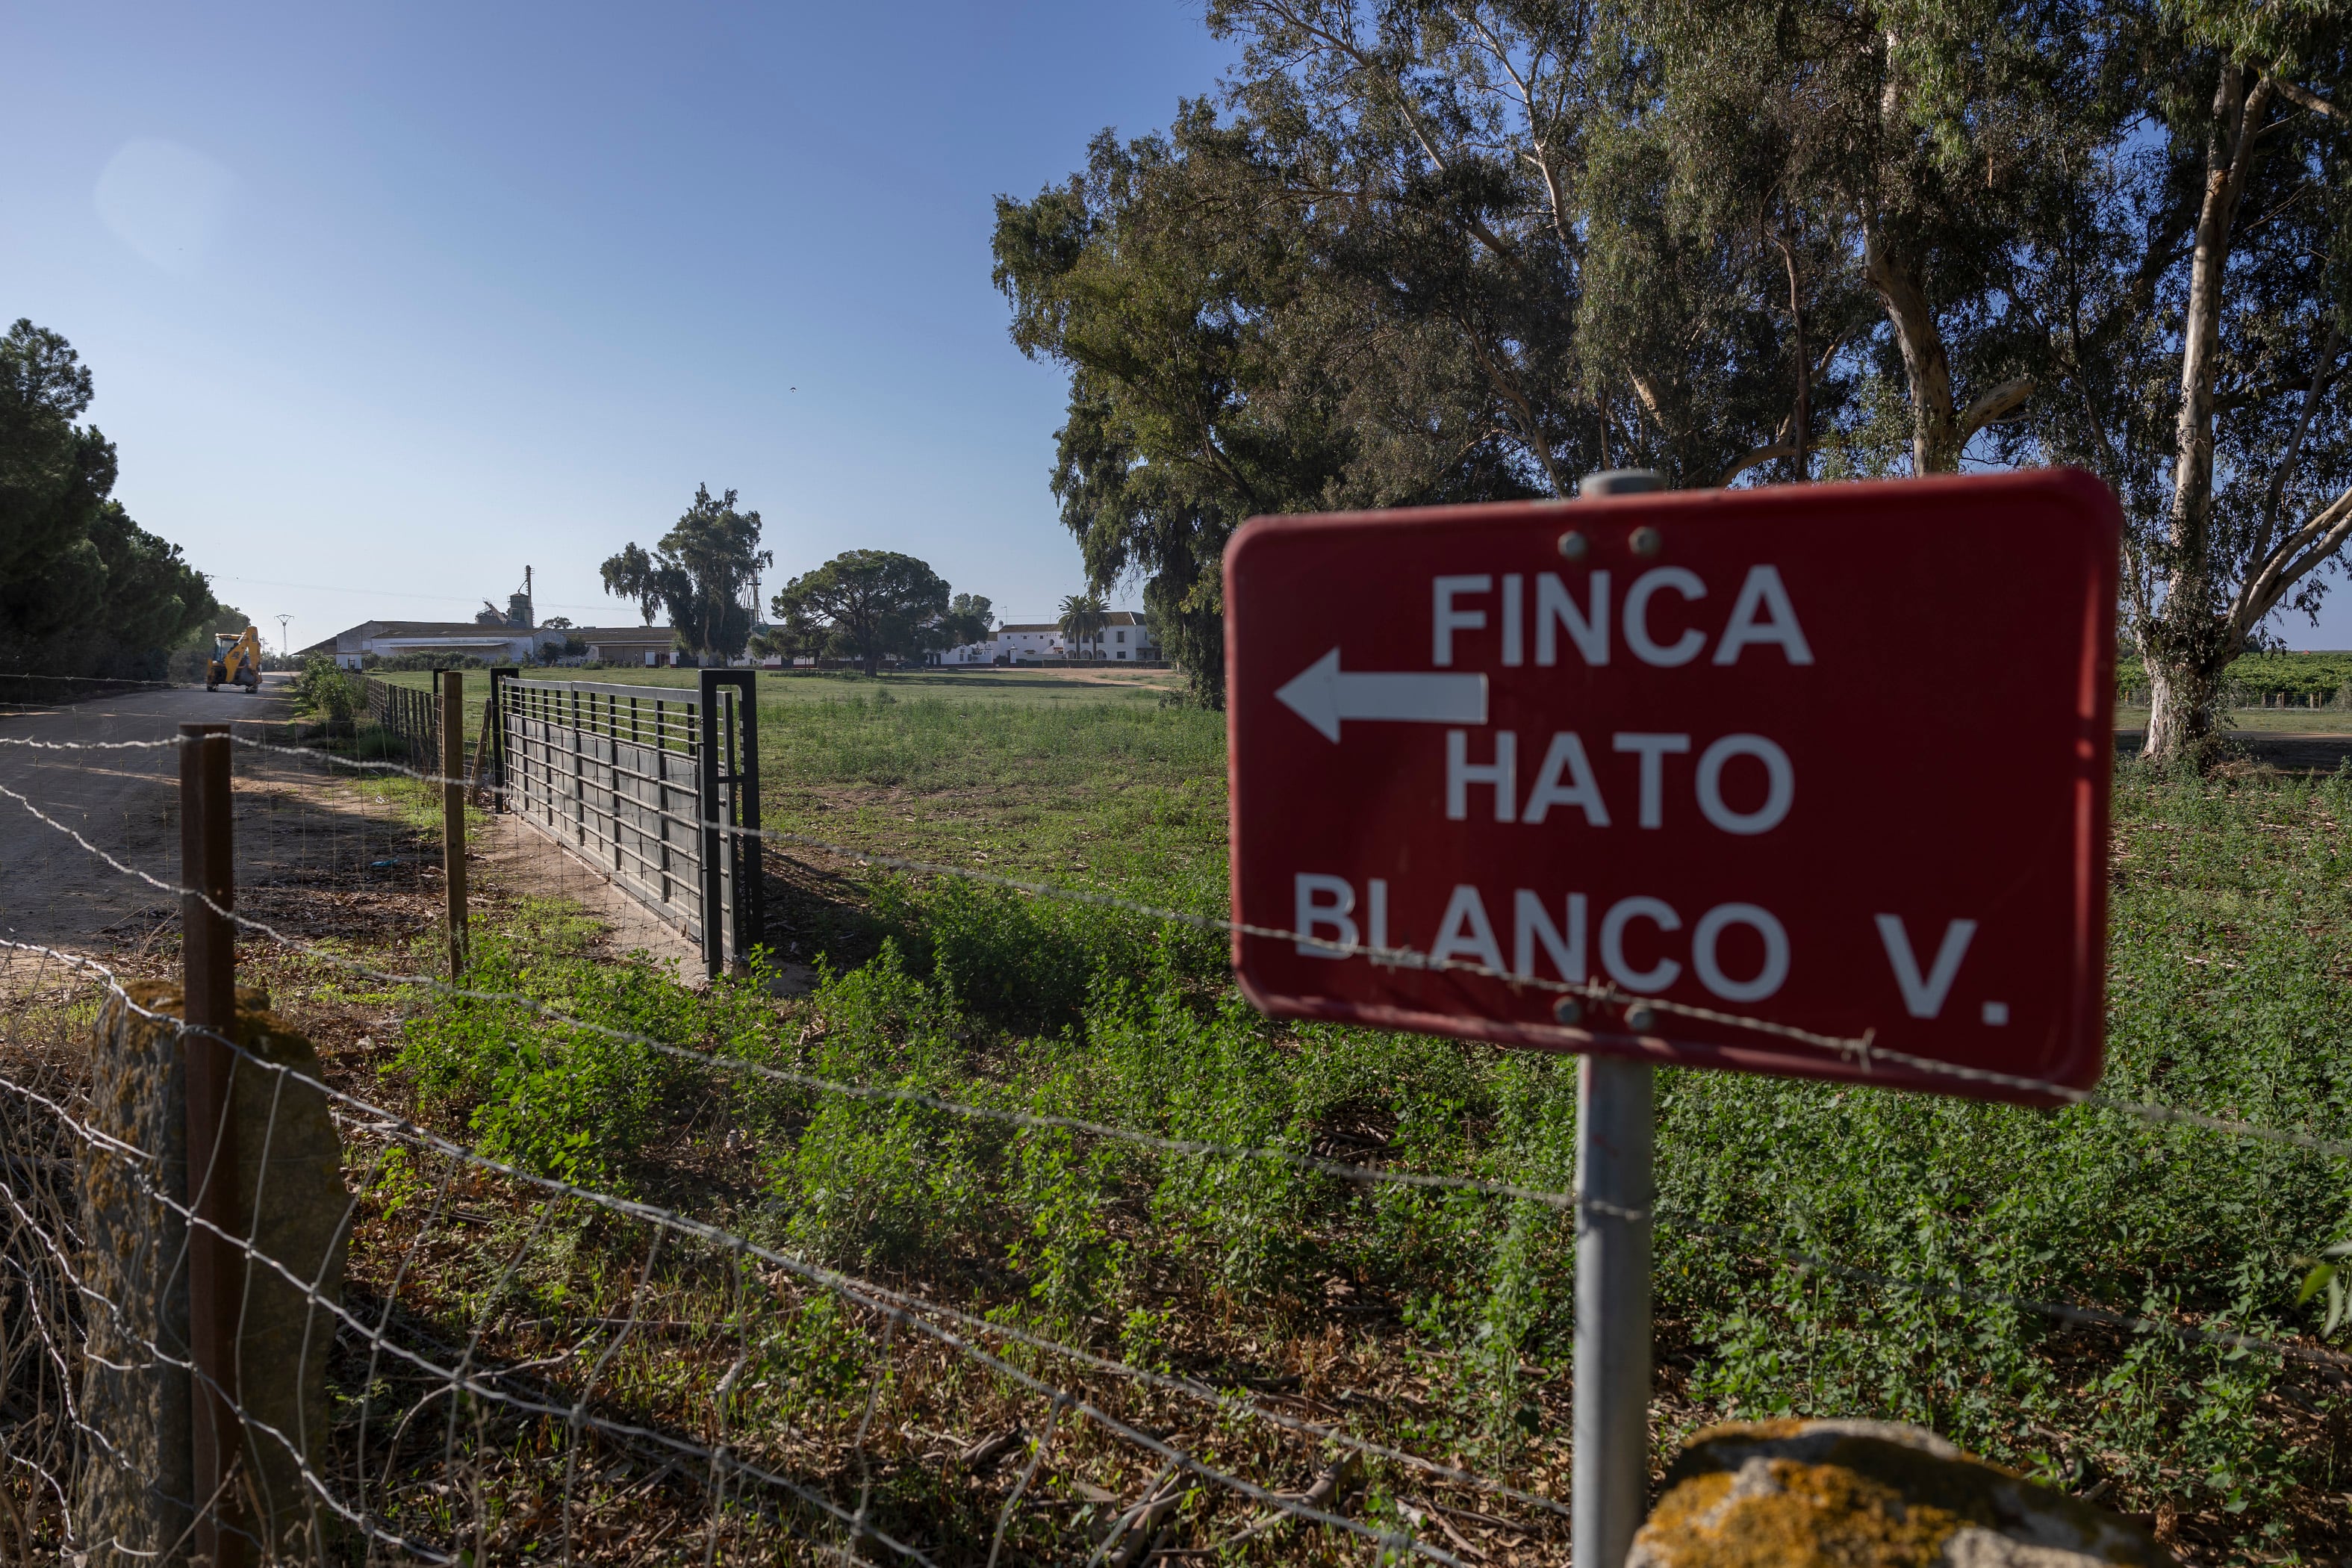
<box><xmin>936</xmin><ymin>611</ymin><xmax>1159</xmax><ymax>666</ymax></box>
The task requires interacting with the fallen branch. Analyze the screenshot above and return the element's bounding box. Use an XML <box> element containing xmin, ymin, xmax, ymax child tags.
<box><xmin>961</xmin><ymin>1425</ymin><xmax>1028</xmax><ymax>1473</ymax></box>
<box><xmin>1401</xmin><ymin>1498</ymin><xmax>1491</xmax><ymax>1561</ymax></box>
<box><xmin>1220</xmin><ymin>1452</ymin><xmax>1360</xmax><ymax>1547</ymax></box>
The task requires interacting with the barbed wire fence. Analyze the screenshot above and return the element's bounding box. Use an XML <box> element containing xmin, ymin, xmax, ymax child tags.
<box><xmin>2</xmin><ymin>720</ymin><xmax>2350</xmax><ymax>1561</ymax></box>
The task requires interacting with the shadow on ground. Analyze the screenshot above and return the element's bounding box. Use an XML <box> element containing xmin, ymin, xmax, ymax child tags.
<box><xmin>2115</xmin><ymin>729</ymin><xmax>2352</xmax><ymax>772</ymax></box>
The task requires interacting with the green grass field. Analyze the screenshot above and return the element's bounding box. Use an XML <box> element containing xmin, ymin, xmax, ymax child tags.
<box><xmin>2116</xmin><ymin>704</ymin><xmax>2352</xmax><ymax>735</ymax></box>
<box><xmin>371</xmin><ymin>665</ymin><xmax>1183</xmax><ymax>705</ymax></box>
<box><xmin>370</xmin><ymin>665</ymin><xmax>1187</xmax><ymax>747</ymax></box>
<box><xmin>382</xmin><ymin>657</ymin><xmax>2352</xmax><ymax>750</ymax></box>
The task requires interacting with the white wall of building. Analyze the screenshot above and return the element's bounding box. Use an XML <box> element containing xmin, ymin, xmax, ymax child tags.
<box><xmin>929</xmin><ymin>614</ymin><xmax>1159</xmax><ymax>667</ymax></box>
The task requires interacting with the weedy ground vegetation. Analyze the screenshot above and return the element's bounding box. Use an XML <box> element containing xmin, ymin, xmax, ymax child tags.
<box><xmin>297</xmin><ymin>675</ymin><xmax>2352</xmax><ymax>1558</ymax></box>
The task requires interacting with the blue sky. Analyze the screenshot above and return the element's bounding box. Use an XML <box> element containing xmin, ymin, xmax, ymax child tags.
<box><xmin>0</xmin><ymin>2</ymin><xmax>1237</xmax><ymax>652</ymax></box>
<box><xmin>10</xmin><ymin>4</ymin><xmax>2351</xmax><ymax>656</ymax></box>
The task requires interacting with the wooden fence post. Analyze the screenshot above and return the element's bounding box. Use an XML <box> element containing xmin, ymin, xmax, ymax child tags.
<box><xmin>442</xmin><ymin>671</ymin><xmax>468</xmax><ymax>976</ymax></box>
<box><xmin>178</xmin><ymin>723</ymin><xmax>247</xmax><ymax>1568</ymax></box>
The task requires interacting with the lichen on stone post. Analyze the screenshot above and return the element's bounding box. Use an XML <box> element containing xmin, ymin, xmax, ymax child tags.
<box><xmin>1626</xmin><ymin>1419</ymin><xmax>2171</xmax><ymax>1568</ymax></box>
<box><xmin>73</xmin><ymin>982</ymin><xmax>349</xmax><ymax>1565</ymax></box>
<box><xmin>75</xmin><ymin>981</ymin><xmax>196</xmax><ymax>1564</ymax></box>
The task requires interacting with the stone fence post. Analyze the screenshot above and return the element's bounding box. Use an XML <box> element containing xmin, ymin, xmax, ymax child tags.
<box><xmin>74</xmin><ymin>981</ymin><xmax>349</xmax><ymax>1565</ymax></box>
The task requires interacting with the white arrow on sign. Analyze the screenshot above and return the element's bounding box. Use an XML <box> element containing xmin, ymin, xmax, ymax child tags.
<box><xmin>1275</xmin><ymin>647</ymin><xmax>1488</xmax><ymax>742</ymax></box>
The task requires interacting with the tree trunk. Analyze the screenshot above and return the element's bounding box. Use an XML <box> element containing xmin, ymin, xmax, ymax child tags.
<box><xmin>2138</xmin><ymin>66</ymin><xmax>2271</xmax><ymax>771</ymax></box>
<box><xmin>2163</xmin><ymin>69</ymin><xmax>2271</xmax><ymax>616</ymax></box>
<box><xmin>2143</xmin><ymin>651</ymin><xmax>2226</xmax><ymax>767</ymax></box>
<box><xmin>1862</xmin><ymin>229</ymin><xmax>1962</xmax><ymax>473</ymax></box>
<box><xmin>1775</xmin><ymin>231</ymin><xmax>1811</xmax><ymax>481</ymax></box>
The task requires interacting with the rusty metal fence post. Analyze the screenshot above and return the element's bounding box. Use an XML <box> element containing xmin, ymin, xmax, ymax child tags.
<box><xmin>178</xmin><ymin>723</ymin><xmax>247</xmax><ymax>1568</ymax></box>
<box><xmin>441</xmin><ymin>671</ymin><xmax>469</xmax><ymax>976</ymax></box>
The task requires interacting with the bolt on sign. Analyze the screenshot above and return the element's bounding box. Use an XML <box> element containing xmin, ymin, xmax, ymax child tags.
<box><xmin>1223</xmin><ymin>470</ymin><xmax>2121</xmax><ymax>1101</ymax></box>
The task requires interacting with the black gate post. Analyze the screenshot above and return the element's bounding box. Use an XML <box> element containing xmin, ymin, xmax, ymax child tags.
<box><xmin>488</xmin><ymin>665</ymin><xmax>517</xmax><ymax>811</ymax></box>
<box><xmin>697</xmin><ymin>669</ymin><xmax>725</xmax><ymax>981</ymax></box>
<box><xmin>696</xmin><ymin>669</ymin><xmax>762</xmax><ymax>980</ymax></box>
<box><xmin>735</xmin><ymin>673</ymin><xmax>764</xmax><ymax>965</ymax></box>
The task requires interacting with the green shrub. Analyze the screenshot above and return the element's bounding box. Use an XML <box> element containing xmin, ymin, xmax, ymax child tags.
<box><xmin>349</xmin><ymin>724</ymin><xmax>409</xmax><ymax>761</ymax></box>
<box><xmin>1084</xmin><ymin>981</ymin><xmax>1310</xmax><ymax>1299</ymax></box>
<box><xmin>756</xmin><ymin>945</ymin><xmax>989</xmax><ymax>1268</ymax></box>
<box><xmin>290</xmin><ymin>653</ymin><xmax>362</xmax><ymax>724</ymax></box>
<box><xmin>396</xmin><ymin>917</ymin><xmax>773</xmax><ymax>1189</ymax></box>
<box><xmin>1646</xmin><ymin>762</ymin><xmax>2352</xmax><ymax>1535</ymax></box>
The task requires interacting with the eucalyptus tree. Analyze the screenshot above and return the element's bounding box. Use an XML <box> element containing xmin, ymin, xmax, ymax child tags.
<box><xmin>601</xmin><ymin>485</ymin><xmax>772</xmax><ymax>665</ymax></box>
<box><xmin>1587</xmin><ymin>0</ymin><xmax>2124</xmax><ymax>482</ymax></box>
<box><xmin>1578</xmin><ymin>31</ymin><xmax>1878</xmax><ymax>485</ymax></box>
<box><xmin>2018</xmin><ymin>4</ymin><xmax>2351</xmax><ymax>762</ymax></box>
<box><xmin>995</xmin><ymin>113</ymin><xmax>1363</xmax><ymax>705</ymax></box>
<box><xmin>1004</xmin><ymin>0</ymin><xmax>2348</xmax><ymax>747</ymax></box>
<box><xmin>1209</xmin><ymin>0</ymin><xmax>1614</xmax><ymax>488</ymax></box>
<box><xmin>998</xmin><ymin>3</ymin><xmax>1611</xmax><ymax>703</ymax></box>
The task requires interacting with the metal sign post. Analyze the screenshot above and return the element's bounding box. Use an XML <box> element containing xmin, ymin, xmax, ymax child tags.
<box><xmin>1575</xmin><ymin>1053</ymin><xmax>1652</xmax><ymax>1564</ymax></box>
<box><xmin>1568</xmin><ymin>470</ymin><xmax>1661</xmax><ymax>1567</ymax></box>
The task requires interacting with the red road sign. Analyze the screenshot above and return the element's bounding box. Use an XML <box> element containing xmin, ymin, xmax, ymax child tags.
<box><xmin>1224</xmin><ymin>470</ymin><xmax>2120</xmax><ymax>1101</ymax></box>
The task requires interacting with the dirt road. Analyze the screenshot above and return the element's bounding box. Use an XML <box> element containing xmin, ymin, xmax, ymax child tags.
<box><xmin>3</xmin><ymin>675</ymin><xmax>706</xmax><ymax>981</ymax></box>
<box><xmin>0</xmin><ymin>679</ymin><xmax>294</xmax><ymax>952</ymax></box>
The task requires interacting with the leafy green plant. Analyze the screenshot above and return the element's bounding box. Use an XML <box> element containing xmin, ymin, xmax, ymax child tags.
<box><xmin>756</xmin><ymin>945</ymin><xmax>988</xmax><ymax>1268</ymax></box>
<box><xmin>290</xmin><ymin>653</ymin><xmax>363</xmax><ymax>724</ymax></box>
<box><xmin>2297</xmin><ymin>1239</ymin><xmax>2352</xmax><ymax>1334</ymax></box>
<box><xmin>396</xmin><ymin>917</ymin><xmax>772</xmax><ymax>1190</ymax></box>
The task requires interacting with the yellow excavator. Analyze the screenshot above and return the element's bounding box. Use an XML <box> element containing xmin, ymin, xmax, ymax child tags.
<box><xmin>205</xmin><ymin>626</ymin><xmax>264</xmax><ymax>693</ymax></box>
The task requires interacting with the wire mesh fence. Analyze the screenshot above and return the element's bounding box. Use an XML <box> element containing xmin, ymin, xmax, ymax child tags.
<box><xmin>362</xmin><ymin>682</ymin><xmax>439</xmax><ymax>774</ymax></box>
<box><xmin>0</xmin><ymin>949</ymin><xmax>1541</xmax><ymax>1564</ymax></box>
<box><xmin>5</xmin><ymin>704</ymin><xmax>2352</xmax><ymax>1561</ymax></box>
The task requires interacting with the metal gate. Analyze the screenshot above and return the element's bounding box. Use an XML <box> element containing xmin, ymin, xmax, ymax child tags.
<box><xmin>491</xmin><ymin>670</ymin><xmax>763</xmax><ymax>978</ymax></box>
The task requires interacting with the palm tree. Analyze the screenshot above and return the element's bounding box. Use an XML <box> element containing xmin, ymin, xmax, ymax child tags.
<box><xmin>1059</xmin><ymin>594</ymin><xmax>1108</xmax><ymax>663</ymax></box>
